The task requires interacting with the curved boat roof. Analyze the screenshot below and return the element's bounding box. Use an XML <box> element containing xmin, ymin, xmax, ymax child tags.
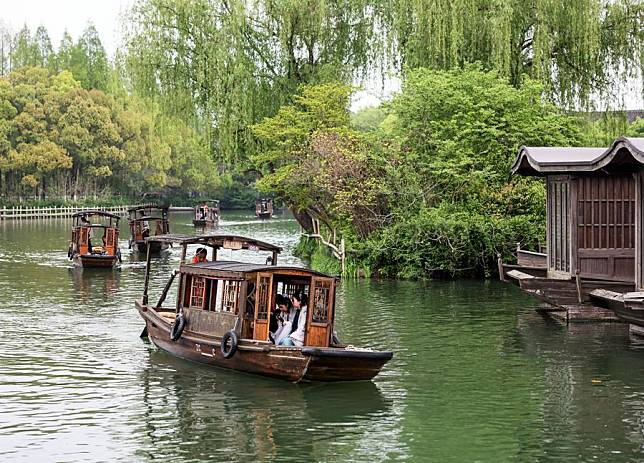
<box><xmin>147</xmin><ymin>233</ymin><xmax>282</xmax><ymax>253</ymax></box>
<box><xmin>72</xmin><ymin>210</ymin><xmax>121</xmax><ymax>220</ymax></box>
<box><xmin>512</xmin><ymin>137</ymin><xmax>644</xmax><ymax>176</ymax></box>
<box><xmin>128</xmin><ymin>204</ymin><xmax>169</xmax><ymax>212</ymax></box>
<box><xmin>181</xmin><ymin>260</ymin><xmax>333</xmax><ymax>278</ymax></box>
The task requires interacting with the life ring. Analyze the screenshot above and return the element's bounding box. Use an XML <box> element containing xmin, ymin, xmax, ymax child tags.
<box><xmin>170</xmin><ymin>313</ymin><xmax>186</xmax><ymax>341</ymax></box>
<box><xmin>221</xmin><ymin>330</ymin><xmax>238</xmax><ymax>359</ymax></box>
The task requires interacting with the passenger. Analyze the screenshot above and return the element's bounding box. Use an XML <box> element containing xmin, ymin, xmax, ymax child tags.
<box><xmin>274</xmin><ymin>296</ymin><xmax>296</xmax><ymax>345</ymax></box>
<box><xmin>269</xmin><ymin>294</ymin><xmax>289</xmax><ymax>343</ymax></box>
<box><xmin>279</xmin><ymin>292</ymin><xmax>308</xmax><ymax>347</ymax></box>
<box><xmin>192</xmin><ymin>247</ymin><xmax>208</xmax><ymax>263</ymax></box>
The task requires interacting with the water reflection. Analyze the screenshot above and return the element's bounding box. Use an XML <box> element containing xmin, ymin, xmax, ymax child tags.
<box><xmin>134</xmin><ymin>349</ymin><xmax>396</xmax><ymax>462</ymax></box>
<box><xmin>69</xmin><ymin>267</ymin><xmax>121</xmax><ymax>303</ymax></box>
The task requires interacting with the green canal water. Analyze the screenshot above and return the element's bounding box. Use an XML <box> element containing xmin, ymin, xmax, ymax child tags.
<box><xmin>2</xmin><ymin>211</ymin><xmax>644</xmax><ymax>462</ymax></box>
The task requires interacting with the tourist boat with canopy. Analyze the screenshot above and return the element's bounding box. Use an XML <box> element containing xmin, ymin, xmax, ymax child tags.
<box><xmin>127</xmin><ymin>204</ymin><xmax>171</xmax><ymax>254</ymax></box>
<box><xmin>193</xmin><ymin>200</ymin><xmax>220</xmax><ymax>227</ymax></box>
<box><xmin>68</xmin><ymin>210</ymin><xmax>122</xmax><ymax>268</ymax></box>
<box><xmin>136</xmin><ymin>233</ymin><xmax>393</xmax><ymax>382</ymax></box>
<box><xmin>255</xmin><ymin>198</ymin><xmax>273</xmax><ymax>219</ymax></box>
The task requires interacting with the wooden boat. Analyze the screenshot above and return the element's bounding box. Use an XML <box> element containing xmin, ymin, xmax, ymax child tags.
<box><xmin>136</xmin><ymin>234</ymin><xmax>393</xmax><ymax>382</ymax></box>
<box><xmin>127</xmin><ymin>204</ymin><xmax>171</xmax><ymax>254</ymax></box>
<box><xmin>68</xmin><ymin>210</ymin><xmax>122</xmax><ymax>268</ymax></box>
<box><xmin>193</xmin><ymin>200</ymin><xmax>220</xmax><ymax>227</ymax></box>
<box><xmin>255</xmin><ymin>198</ymin><xmax>273</xmax><ymax>219</ymax></box>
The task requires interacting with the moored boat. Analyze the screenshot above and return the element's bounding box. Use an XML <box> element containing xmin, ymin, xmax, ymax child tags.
<box><xmin>127</xmin><ymin>204</ymin><xmax>171</xmax><ymax>254</ymax></box>
<box><xmin>136</xmin><ymin>234</ymin><xmax>393</xmax><ymax>382</ymax></box>
<box><xmin>193</xmin><ymin>200</ymin><xmax>220</xmax><ymax>227</ymax></box>
<box><xmin>255</xmin><ymin>198</ymin><xmax>273</xmax><ymax>219</ymax></box>
<box><xmin>68</xmin><ymin>210</ymin><xmax>122</xmax><ymax>268</ymax></box>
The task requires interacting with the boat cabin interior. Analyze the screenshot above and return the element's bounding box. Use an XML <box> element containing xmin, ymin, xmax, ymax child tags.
<box><xmin>71</xmin><ymin>210</ymin><xmax>120</xmax><ymax>256</ymax></box>
<box><xmin>143</xmin><ymin>234</ymin><xmax>338</xmax><ymax>348</ymax></box>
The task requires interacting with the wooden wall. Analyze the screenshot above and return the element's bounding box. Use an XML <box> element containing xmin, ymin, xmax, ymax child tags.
<box><xmin>575</xmin><ymin>174</ymin><xmax>635</xmax><ymax>282</ymax></box>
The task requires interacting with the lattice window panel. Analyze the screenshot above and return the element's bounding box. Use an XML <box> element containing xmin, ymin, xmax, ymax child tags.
<box><xmin>256</xmin><ymin>276</ymin><xmax>270</xmax><ymax>320</ymax></box>
<box><xmin>221</xmin><ymin>281</ymin><xmax>241</xmax><ymax>313</ymax></box>
<box><xmin>190</xmin><ymin>277</ymin><xmax>206</xmax><ymax>308</ymax></box>
<box><xmin>312</xmin><ymin>281</ymin><xmax>331</xmax><ymax>323</ymax></box>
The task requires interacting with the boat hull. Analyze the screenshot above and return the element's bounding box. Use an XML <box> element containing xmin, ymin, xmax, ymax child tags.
<box><xmin>132</xmin><ymin>240</ymin><xmax>169</xmax><ymax>254</ymax></box>
<box><xmin>137</xmin><ymin>302</ymin><xmax>392</xmax><ymax>382</ymax></box>
<box><xmin>192</xmin><ymin>219</ymin><xmax>216</xmax><ymax>227</ymax></box>
<box><xmin>73</xmin><ymin>254</ymin><xmax>118</xmax><ymax>268</ymax></box>
<box><xmin>256</xmin><ymin>212</ymin><xmax>272</xmax><ymax>219</ymax></box>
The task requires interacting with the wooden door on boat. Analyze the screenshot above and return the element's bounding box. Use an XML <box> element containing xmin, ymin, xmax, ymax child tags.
<box><xmin>306</xmin><ymin>277</ymin><xmax>335</xmax><ymax>347</ymax></box>
<box><xmin>253</xmin><ymin>272</ymin><xmax>273</xmax><ymax>341</ymax></box>
<box><xmin>79</xmin><ymin>227</ymin><xmax>89</xmax><ymax>254</ymax></box>
<box><xmin>105</xmin><ymin>228</ymin><xmax>116</xmax><ymax>255</ymax></box>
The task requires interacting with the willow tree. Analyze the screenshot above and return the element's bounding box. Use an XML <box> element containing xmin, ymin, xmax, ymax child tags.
<box><xmin>380</xmin><ymin>0</ymin><xmax>643</xmax><ymax>107</ymax></box>
<box><xmin>124</xmin><ymin>0</ymin><xmax>380</xmax><ymax>164</ymax></box>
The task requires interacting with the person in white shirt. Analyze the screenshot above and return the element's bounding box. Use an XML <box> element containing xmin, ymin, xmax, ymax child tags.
<box><xmin>278</xmin><ymin>292</ymin><xmax>307</xmax><ymax>347</ymax></box>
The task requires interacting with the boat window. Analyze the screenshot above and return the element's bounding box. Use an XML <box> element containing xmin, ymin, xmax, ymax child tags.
<box><xmin>190</xmin><ymin>277</ymin><xmax>206</xmax><ymax>308</ymax></box>
<box><xmin>312</xmin><ymin>279</ymin><xmax>331</xmax><ymax>323</ymax></box>
<box><xmin>256</xmin><ymin>276</ymin><xmax>270</xmax><ymax>320</ymax></box>
<box><xmin>211</xmin><ymin>280</ymin><xmax>241</xmax><ymax>313</ymax></box>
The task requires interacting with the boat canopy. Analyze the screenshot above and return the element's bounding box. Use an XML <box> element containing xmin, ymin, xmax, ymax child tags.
<box><xmin>128</xmin><ymin>204</ymin><xmax>169</xmax><ymax>213</ymax></box>
<box><xmin>72</xmin><ymin>210</ymin><xmax>121</xmax><ymax>220</ymax></box>
<box><xmin>147</xmin><ymin>233</ymin><xmax>282</xmax><ymax>254</ymax></box>
<box><xmin>180</xmin><ymin>259</ymin><xmax>332</xmax><ymax>278</ymax></box>
<box><xmin>130</xmin><ymin>215</ymin><xmax>166</xmax><ymax>222</ymax></box>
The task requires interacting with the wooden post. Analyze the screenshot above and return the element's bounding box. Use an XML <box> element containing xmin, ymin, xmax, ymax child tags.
<box><xmin>575</xmin><ymin>270</ymin><xmax>583</xmax><ymax>303</ymax></box>
<box><xmin>142</xmin><ymin>241</ymin><xmax>152</xmax><ymax>305</ymax></box>
<box><xmin>497</xmin><ymin>253</ymin><xmax>505</xmax><ymax>282</ymax></box>
<box><xmin>180</xmin><ymin>243</ymin><xmax>187</xmax><ymax>264</ymax></box>
<box><xmin>340</xmin><ymin>238</ymin><xmax>345</xmax><ymax>275</ymax></box>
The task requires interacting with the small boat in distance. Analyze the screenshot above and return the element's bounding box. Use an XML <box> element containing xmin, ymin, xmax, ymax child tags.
<box><xmin>127</xmin><ymin>204</ymin><xmax>170</xmax><ymax>254</ymax></box>
<box><xmin>193</xmin><ymin>200</ymin><xmax>220</xmax><ymax>227</ymax></box>
<box><xmin>255</xmin><ymin>198</ymin><xmax>273</xmax><ymax>219</ymax></box>
<box><xmin>136</xmin><ymin>234</ymin><xmax>393</xmax><ymax>382</ymax></box>
<box><xmin>68</xmin><ymin>210</ymin><xmax>122</xmax><ymax>268</ymax></box>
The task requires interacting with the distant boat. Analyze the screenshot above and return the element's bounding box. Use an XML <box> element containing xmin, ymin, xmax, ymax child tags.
<box><xmin>255</xmin><ymin>198</ymin><xmax>273</xmax><ymax>219</ymax></box>
<box><xmin>68</xmin><ymin>210</ymin><xmax>122</xmax><ymax>268</ymax></box>
<box><xmin>193</xmin><ymin>200</ymin><xmax>220</xmax><ymax>227</ymax></box>
<box><xmin>127</xmin><ymin>204</ymin><xmax>170</xmax><ymax>254</ymax></box>
<box><xmin>136</xmin><ymin>233</ymin><xmax>393</xmax><ymax>382</ymax></box>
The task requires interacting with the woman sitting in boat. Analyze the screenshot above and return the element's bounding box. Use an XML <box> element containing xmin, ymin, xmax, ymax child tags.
<box><xmin>191</xmin><ymin>247</ymin><xmax>208</xmax><ymax>263</ymax></box>
<box><xmin>272</xmin><ymin>295</ymin><xmax>294</xmax><ymax>344</ymax></box>
<box><xmin>278</xmin><ymin>292</ymin><xmax>308</xmax><ymax>347</ymax></box>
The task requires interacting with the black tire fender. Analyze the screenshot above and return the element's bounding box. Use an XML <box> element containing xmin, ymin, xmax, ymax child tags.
<box><xmin>170</xmin><ymin>313</ymin><xmax>186</xmax><ymax>341</ymax></box>
<box><xmin>68</xmin><ymin>245</ymin><xmax>74</xmax><ymax>260</ymax></box>
<box><xmin>221</xmin><ymin>330</ymin><xmax>238</xmax><ymax>359</ymax></box>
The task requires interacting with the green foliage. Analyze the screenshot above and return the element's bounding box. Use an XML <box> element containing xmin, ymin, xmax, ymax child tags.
<box><xmin>351</xmin><ymin>106</ymin><xmax>386</xmax><ymax>132</ymax></box>
<box><xmin>362</xmin><ymin>205</ymin><xmax>544</xmax><ymax>279</ymax></box>
<box><xmin>0</xmin><ymin>66</ymin><xmax>220</xmax><ymax>200</ymax></box>
<box><xmin>381</xmin><ymin>0</ymin><xmax>643</xmax><ymax>107</ymax></box>
<box><xmin>124</xmin><ymin>0</ymin><xmax>381</xmax><ymax>164</ymax></box>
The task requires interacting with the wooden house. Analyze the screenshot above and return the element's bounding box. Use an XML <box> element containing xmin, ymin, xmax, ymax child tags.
<box><xmin>503</xmin><ymin>136</ymin><xmax>644</xmax><ymax>321</ymax></box>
